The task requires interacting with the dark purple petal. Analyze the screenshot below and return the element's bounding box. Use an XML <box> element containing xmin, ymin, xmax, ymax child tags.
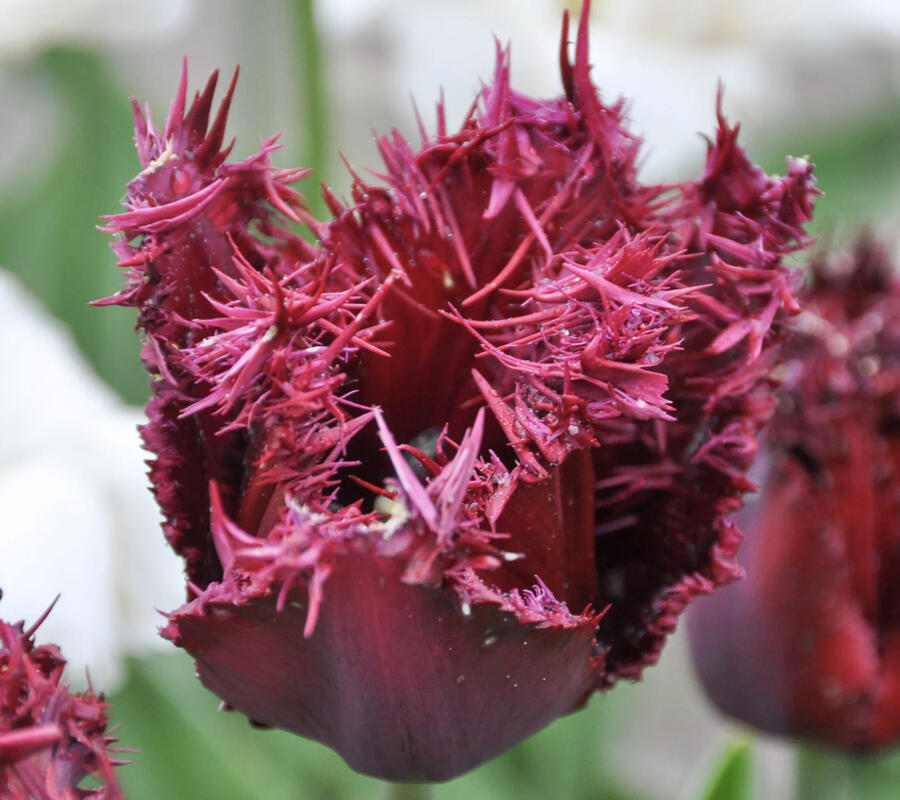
<box><xmin>165</xmin><ymin>550</ymin><xmax>599</xmax><ymax>782</ymax></box>
<box><xmin>102</xmin><ymin>0</ymin><xmax>817</xmax><ymax>780</ymax></box>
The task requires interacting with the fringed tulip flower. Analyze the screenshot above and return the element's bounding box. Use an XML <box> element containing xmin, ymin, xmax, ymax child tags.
<box><xmin>102</xmin><ymin>3</ymin><xmax>816</xmax><ymax>781</ymax></box>
<box><xmin>688</xmin><ymin>238</ymin><xmax>900</xmax><ymax>751</ymax></box>
<box><xmin>0</xmin><ymin>598</ymin><xmax>126</xmax><ymax>799</ymax></box>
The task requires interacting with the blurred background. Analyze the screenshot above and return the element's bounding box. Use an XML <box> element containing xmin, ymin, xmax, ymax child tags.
<box><xmin>1</xmin><ymin>0</ymin><xmax>900</xmax><ymax>797</ymax></box>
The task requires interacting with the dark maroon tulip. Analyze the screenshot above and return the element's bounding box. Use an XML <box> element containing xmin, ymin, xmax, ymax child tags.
<box><xmin>0</xmin><ymin>599</ymin><xmax>125</xmax><ymax>799</ymax></box>
<box><xmin>102</xmin><ymin>3</ymin><xmax>816</xmax><ymax>781</ymax></box>
<box><xmin>689</xmin><ymin>239</ymin><xmax>900</xmax><ymax>751</ymax></box>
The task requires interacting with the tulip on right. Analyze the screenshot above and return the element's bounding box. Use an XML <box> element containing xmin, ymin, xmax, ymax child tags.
<box><xmin>688</xmin><ymin>238</ymin><xmax>900</xmax><ymax>751</ymax></box>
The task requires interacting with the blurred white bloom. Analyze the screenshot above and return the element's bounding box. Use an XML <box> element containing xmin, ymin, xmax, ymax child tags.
<box><xmin>320</xmin><ymin>0</ymin><xmax>900</xmax><ymax>181</ymax></box>
<box><xmin>0</xmin><ymin>0</ymin><xmax>193</xmax><ymax>60</ymax></box>
<box><xmin>601</xmin><ymin>0</ymin><xmax>900</xmax><ymax>46</ymax></box>
<box><xmin>0</xmin><ymin>269</ymin><xmax>184</xmax><ymax>691</ymax></box>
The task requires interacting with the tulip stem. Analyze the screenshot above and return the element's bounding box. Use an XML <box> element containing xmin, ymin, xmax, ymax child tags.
<box><xmin>794</xmin><ymin>745</ymin><xmax>851</xmax><ymax>800</ymax></box>
<box><xmin>384</xmin><ymin>783</ymin><xmax>433</xmax><ymax>800</ymax></box>
<box><xmin>292</xmin><ymin>0</ymin><xmax>330</xmax><ymax>221</ymax></box>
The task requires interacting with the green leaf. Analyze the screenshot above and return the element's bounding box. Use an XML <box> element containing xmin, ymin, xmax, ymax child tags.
<box><xmin>697</xmin><ymin>738</ymin><xmax>753</xmax><ymax>800</ymax></box>
<box><xmin>290</xmin><ymin>0</ymin><xmax>331</xmax><ymax>223</ymax></box>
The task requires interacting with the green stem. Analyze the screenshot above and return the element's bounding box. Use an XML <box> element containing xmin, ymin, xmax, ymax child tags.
<box><xmin>292</xmin><ymin>0</ymin><xmax>330</xmax><ymax>221</ymax></box>
<box><xmin>382</xmin><ymin>783</ymin><xmax>433</xmax><ymax>800</ymax></box>
<box><xmin>795</xmin><ymin>744</ymin><xmax>851</xmax><ymax>800</ymax></box>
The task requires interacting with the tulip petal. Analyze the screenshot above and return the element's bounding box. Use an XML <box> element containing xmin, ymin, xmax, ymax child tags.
<box><xmin>165</xmin><ymin>551</ymin><xmax>600</xmax><ymax>781</ymax></box>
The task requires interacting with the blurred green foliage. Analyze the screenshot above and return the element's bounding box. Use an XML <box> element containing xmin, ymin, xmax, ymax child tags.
<box><xmin>795</xmin><ymin>743</ymin><xmax>900</xmax><ymax>800</ymax></box>
<box><xmin>109</xmin><ymin>651</ymin><xmax>643</xmax><ymax>800</ymax></box>
<box><xmin>0</xmin><ymin>47</ymin><xmax>147</xmax><ymax>404</ymax></box>
<box><xmin>107</xmin><ymin>649</ymin><xmax>900</xmax><ymax>800</ymax></box>
<box><xmin>760</xmin><ymin>107</ymin><xmax>900</xmax><ymax>242</ymax></box>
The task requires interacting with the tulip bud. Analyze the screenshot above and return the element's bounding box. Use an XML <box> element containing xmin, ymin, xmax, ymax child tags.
<box><xmin>102</xmin><ymin>3</ymin><xmax>816</xmax><ymax>781</ymax></box>
<box><xmin>688</xmin><ymin>237</ymin><xmax>900</xmax><ymax>751</ymax></box>
<box><xmin>0</xmin><ymin>597</ymin><xmax>126</xmax><ymax>798</ymax></box>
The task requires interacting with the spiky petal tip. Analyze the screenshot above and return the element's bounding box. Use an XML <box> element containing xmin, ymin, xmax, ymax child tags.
<box><xmin>103</xmin><ymin>0</ymin><xmax>817</xmax><ymax>781</ymax></box>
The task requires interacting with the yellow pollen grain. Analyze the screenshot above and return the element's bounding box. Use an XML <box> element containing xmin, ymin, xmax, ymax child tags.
<box><xmin>139</xmin><ymin>138</ymin><xmax>178</xmax><ymax>177</ymax></box>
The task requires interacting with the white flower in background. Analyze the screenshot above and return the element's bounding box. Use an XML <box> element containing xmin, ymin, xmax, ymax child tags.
<box><xmin>320</xmin><ymin>0</ymin><xmax>900</xmax><ymax>181</ymax></box>
<box><xmin>0</xmin><ymin>269</ymin><xmax>184</xmax><ymax>691</ymax></box>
